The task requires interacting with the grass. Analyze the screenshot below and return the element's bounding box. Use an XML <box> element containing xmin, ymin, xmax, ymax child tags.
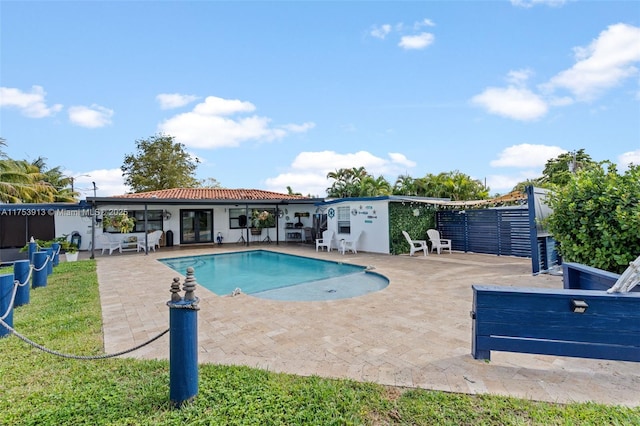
<box><xmin>1</xmin><ymin>260</ymin><xmax>638</xmax><ymax>425</ymax></box>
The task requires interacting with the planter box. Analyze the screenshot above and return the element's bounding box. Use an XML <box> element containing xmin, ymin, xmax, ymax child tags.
<box><xmin>65</xmin><ymin>252</ymin><xmax>79</xmax><ymax>262</ymax></box>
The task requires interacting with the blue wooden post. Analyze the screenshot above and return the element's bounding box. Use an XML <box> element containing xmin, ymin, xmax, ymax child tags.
<box><xmin>32</xmin><ymin>252</ymin><xmax>48</xmax><ymax>288</ymax></box>
<box><xmin>45</xmin><ymin>248</ymin><xmax>54</xmax><ymax>275</ymax></box>
<box><xmin>28</xmin><ymin>240</ymin><xmax>38</xmax><ymax>265</ymax></box>
<box><xmin>51</xmin><ymin>242</ymin><xmax>61</xmax><ymax>267</ymax></box>
<box><xmin>14</xmin><ymin>260</ymin><xmax>31</xmax><ymax>307</ymax></box>
<box><xmin>0</xmin><ymin>274</ymin><xmax>14</xmax><ymax>338</ymax></box>
<box><xmin>168</xmin><ymin>267</ymin><xmax>199</xmax><ymax>408</ymax></box>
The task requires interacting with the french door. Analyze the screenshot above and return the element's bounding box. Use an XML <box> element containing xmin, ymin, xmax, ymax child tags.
<box><xmin>180</xmin><ymin>209</ymin><xmax>213</xmax><ymax>244</ymax></box>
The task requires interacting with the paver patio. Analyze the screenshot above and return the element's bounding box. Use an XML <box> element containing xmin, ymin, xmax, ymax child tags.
<box><xmin>95</xmin><ymin>245</ymin><xmax>640</xmax><ymax>407</ymax></box>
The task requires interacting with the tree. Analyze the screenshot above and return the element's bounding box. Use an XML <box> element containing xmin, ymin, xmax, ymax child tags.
<box><xmin>29</xmin><ymin>156</ymin><xmax>77</xmax><ymax>202</ymax></box>
<box><xmin>512</xmin><ymin>149</ymin><xmax>597</xmax><ymax>191</ymax></box>
<box><xmin>286</xmin><ymin>186</ymin><xmax>302</xmax><ymax>196</ymax></box>
<box><xmin>0</xmin><ymin>158</ymin><xmax>58</xmax><ymax>203</ymax></box>
<box><xmin>359</xmin><ymin>175</ymin><xmax>391</xmax><ymax>196</ymax></box>
<box><xmin>545</xmin><ymin>162</ymin><xmax>640</xmax><ymax>274</ymax></box>
<box><xmin>121</xmin><ymin>134</ymin><xmax>200</xmax><ymax>192</ymax></box>
<box><xmin>0</xmin><ymin>140</ymin><xmax>76</xmax><ymax>202</ymax></box>
<box><xmin>199</xmin><ymin>177</ymin><xmax>223</xmax><ymax>188</ymax></box>
<box><xmin>542</xmin><ymin>149</ymin><xmax>596</xmax><ymax>187</ymax></box>
<box><xmin>413</xmin><ymin>171</ymin><xmax>489</xmax><ymax>200</ymax></box>
<box><xmin>326</xmin><ymin>167</ymin><xmax>386</xmax><ymax>198</ymax></box>
<box><xmin>393</xmin><ymin>174</ymin><xmax>417</xmax><ymax>195</ymax></box>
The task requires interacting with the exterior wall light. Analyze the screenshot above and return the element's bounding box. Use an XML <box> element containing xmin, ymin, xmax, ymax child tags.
<box><xmin>571</xmin><ymin>299</ymin><xmax>588</xmax><ymax>313</ymax></box>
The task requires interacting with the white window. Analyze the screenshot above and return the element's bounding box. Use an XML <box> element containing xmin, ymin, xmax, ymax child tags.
<box><xmin>337</xmin><ymin>206</ymin><xmax>351</xmax><ymax>234</ymax></box>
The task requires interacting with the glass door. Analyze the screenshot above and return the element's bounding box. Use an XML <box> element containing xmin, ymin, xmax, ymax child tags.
<box><xmin>180</xmin><ymin>209</ymin><xmax>213</xmax><ymax>244</ymax></box>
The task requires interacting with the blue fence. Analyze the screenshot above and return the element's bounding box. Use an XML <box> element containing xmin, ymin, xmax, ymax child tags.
<box><xmin>436</xmin><ymin>207</ymin><xmax>531</xmax><ymax>257</ymax></box>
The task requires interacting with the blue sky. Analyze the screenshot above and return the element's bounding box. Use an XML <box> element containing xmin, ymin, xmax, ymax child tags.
<box><xmin>1</xmin><ymin>0</ymin><xmax>639</xmax><ymax>198</ymax></box>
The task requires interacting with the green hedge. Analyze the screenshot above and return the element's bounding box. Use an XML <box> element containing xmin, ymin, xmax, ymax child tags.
<box><xmin>388</xmin><ymin>202</ymin><xmax>436</xmax><ymax>255</ymax></box>
<box><xmin>545</xmin><ymin>163</ymin><xmax>640</xmax><ymax>274</ymax></box>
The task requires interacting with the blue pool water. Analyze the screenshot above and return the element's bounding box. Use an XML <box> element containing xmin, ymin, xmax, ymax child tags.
<box><xmin>159</xmin><ymin>250</ymin><xmax>389</xmax><ymax>301</ymax></box>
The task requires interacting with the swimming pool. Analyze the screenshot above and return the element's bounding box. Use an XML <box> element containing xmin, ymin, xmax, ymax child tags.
<box><xmin>159</xmin><ymin>250</ymin><xmax>389</xmax><ymax>301</ymax></box>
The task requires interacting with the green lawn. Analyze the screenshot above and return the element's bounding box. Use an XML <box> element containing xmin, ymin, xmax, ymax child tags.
<box><xmin>1</xmin><ymin>260</ymin><xmax>638</xmax><ymax>425</ymax></box>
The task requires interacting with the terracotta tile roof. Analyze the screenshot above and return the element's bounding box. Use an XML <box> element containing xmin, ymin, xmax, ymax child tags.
<box><xmin>114</xmin><ymin>188</ymin><xmax>311</xmax><ymax>201</ymax></box>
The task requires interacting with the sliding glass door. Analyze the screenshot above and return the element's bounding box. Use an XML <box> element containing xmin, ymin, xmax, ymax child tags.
<box><xmin>180</xmin><ymin>209</ymin><xmax>213</xmax><ymax>244</ymax></box>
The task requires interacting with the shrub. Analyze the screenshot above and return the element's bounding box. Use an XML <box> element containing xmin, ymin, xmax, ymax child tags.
<box><xmin>545</xmin><ymin>162</ymin><xmax>640</xmax><ymax>274</ymax></box>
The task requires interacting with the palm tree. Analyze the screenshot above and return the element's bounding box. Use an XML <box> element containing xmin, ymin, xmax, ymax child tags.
<box><xmin>393</xmin><ymin>174</ymin><xmax>416</xmax><ymax>195</ymax></box>
<box><xmin>0</xmin><ymin>159</ymin><xmax>53</xmax><ymax>202</ymax></box>
<box><xmin>35</xmin><ymin>159</ymin><xmax>77</xmax><ymax>202</ymax></box>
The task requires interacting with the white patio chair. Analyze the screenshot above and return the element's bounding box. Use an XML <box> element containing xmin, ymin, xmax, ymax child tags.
<box><xmin>137</xmin><ymin>230</ymin><xmax>163</xmax><ymax>252</ymax></box>
<box><xmin>339</xmin><ymin>231</ymin><xmax>362</xmax><ymax>255</ymax></box>
<box><xmin>427</xmin><ymin>229</ymin><xmax>452</xmax><ymax>254</ymax></box>
<box><xmin>99</xmin><ymin>233</ymin><xmax>122</xmax><ymax>255</ymax></box>
<box><xmin>402</xmin><ymin>231</ymin><xmax>428</xmax><ymax>257</ymax></box>
<box><xmin>316</xmin><ymin>230</ymin><xmax>334</xmax><ymax>252</ymax></box>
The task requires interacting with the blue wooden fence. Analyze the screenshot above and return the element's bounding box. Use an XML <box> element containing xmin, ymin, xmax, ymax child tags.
<box><xmin>437</xmin><ymin>207</ymin><xmax>531</xmax><ymax>257</ymax></box>
<box><xmin>472</xmin><ymin>283</ymin><xmax>640</xmax><ymax>362</ymax></box>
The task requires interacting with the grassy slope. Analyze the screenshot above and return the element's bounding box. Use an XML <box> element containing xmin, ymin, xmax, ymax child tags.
<box><xmin>0</xmin><ymin>260</ymin><xmax>638</xmax><ymax>425</ymax></box>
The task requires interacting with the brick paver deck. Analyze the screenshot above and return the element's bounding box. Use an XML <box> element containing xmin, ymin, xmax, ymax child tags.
<box><xmin>95</xmin><ymin>245</ymin><xmax>640</xmax><ymax>407</ymax></box>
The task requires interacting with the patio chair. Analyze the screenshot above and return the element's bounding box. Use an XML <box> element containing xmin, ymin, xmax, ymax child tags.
<box><xmin>339</xmin><ymin>231</ymin><xmax>362</xmax><ymax>255</ymax></box>
<box><xmin>99</xmin><ymin>233</ymin><xmax>122</xmax><ymax>255</ymax></box>
<box><xmin>402</xmin><ymin>231</ymin><xmax>428</xmax><ymax>257</ymax></box>
<box><xmin>316</xmin><ymin>229</ymin><xmax>334</xmax><ymax>252</ymax></box>
<box><xmin>137</xmin><ymin>230</ymin><xmax>163</xmax><ymax>252</ymax></box>
<box><xmin>427</xmin><ymin>229</ymin><xmax>452</xmax><ymax>254</ymax></box>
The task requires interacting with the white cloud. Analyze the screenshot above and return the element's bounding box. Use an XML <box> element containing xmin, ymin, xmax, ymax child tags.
<box><xmin>193</xmin><ymin>96</ymin><xmax>255</xmax><ymax>116</ymax></box>
<box><xmin>619</xmin><ymin>149</ymin><xmax>640</xmax><ymax>170</ymax></box>
<box><xmin>281</xmin><ymin>122</ymin><xmax>316</xmax><ymax>133</ymax></box>
<box><xmin>416</xmin><ymin>19</ymin><xmax>435</xmax><ymax>29</ymax></box>
<box><xmin>388</xmin><ymin>152</ymin><xmax>417</xmax><ymax>168</ymax></box>
<box><xmin>543</xmin><ymin>23</ymin><xmax>640</xmax><ymax>101</ymax></box>
<box><xmin>370</xmin><ymin>24</ymin><xmax>391</xmax><ymax>39</ymax></box>
<box><xmin>370</xmin><ymin>20</ymin><xmax>436</xmax><ymax>51</ymax></box>
<box><xmin>486</xmin><ymin>170</ymin><xmax>542</xmax><ymax>194</ymax></box>
<box><xmin>471</xmin><ymin>86</ymin><xmax>548</xmax><ymax>121</ymax></box>
<box><xmin>65</xmin><ymin>168</ymin><xmax>128</xmax><ymax>197</ymax></box>
<box><xmin>0</xmin><ymin>85</ymin><xmax>62</xmax><ymax>118</ymax></box>
<box><xmin>398</xmin><ymin>32</ymin><xmax>435</xmax><ymax>50</ymax></box>
<box><xmin>490</xmin><ymin>144</ymin><xmax>567</xmax><ymax>168</ymax></box>
<box><xmin>506</xmin><ymin>68</ymin><xmax>534</xmax><ymax>86</ymax></box>
<box><xmin>159</xmin><ymin>96</ymin><xmax>313</xmax><ymax>149</ymax></box>
<box><xmin>68</xmin><ymin>105</ymin><xmax>113</xmax><ymax>128</ymax></box>
<box><xmin>510</xmin><ymin>0</ymin><xmax>567</xmax><ymax>8</ymax></box>
<box><xmin>264</xmin><ymin>150</ymin><xmax>416</xmax><ymax>196</ymax></box>
<box><xmin>156</xmin><ymin>93</ymin><xmax>199</xmax><ymax>109</ymax></box>
<box><xmin>473</xmin><ymin>23</ymin><xmax>640</xmax><ymax>121</ymax></box>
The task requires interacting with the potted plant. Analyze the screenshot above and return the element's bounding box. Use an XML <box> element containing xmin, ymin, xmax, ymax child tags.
<box><xmin>62</xmin><ymin>241</ymin><xmax>79</xmax><ymax>262</ymax></box>
<box><xmin>102</xmin><ymin>212</ymin><xmax>136</xmax><ymax>233</ymax></box>
<box><xmin>251</xmin><ymin>210</ymin><xmax>274</xmax><ymax>235</ymax></box>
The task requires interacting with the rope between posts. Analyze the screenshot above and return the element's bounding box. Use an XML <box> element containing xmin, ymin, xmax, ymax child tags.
<box><xmin>2</xmin><ymin>264</ymin><xmax>34</xmax><ymax>319</ymax></box>
<box><xmin>0</xmin><ymin>317</ymin><xmax>170</xmax><ymax>360</ymax></box>
<box><xmin>32</xmin><ymin>255</ymin><xmax>51</xmax><ymax>272</ymax></box>
<box><xmin>15</xmin><ymin>265</ymin><xmax>34</xmax><ymax>287</ymax></box>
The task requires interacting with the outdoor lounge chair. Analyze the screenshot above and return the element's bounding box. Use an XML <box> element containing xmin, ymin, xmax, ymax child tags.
<box><xmin>316</xmin><ymin>230</ymin><xmax>334</xmax><ymax>252</ymax></box>
<box><xmin>402</xmin><ymin>231</ymin><xmax>428</xmax><ymax>256</ymax></box>
<box><xmin>99</xmin><ymin>233</ymin><xmax>122</xmax><ymax>255</ymax></box>
<box><xmin>427</xmin><ymin>229</ymin><xmax>452</xmax><ymax>254</ymax></box>
<box><xmin>339</xmin><ymin>231</ymin><xmax>362</xmax><ymax>255</ymax></box>
<box><xmin>137</xmin><ymin>230</ymin><xmax>163</xmax><ymax>252</ymax></box>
